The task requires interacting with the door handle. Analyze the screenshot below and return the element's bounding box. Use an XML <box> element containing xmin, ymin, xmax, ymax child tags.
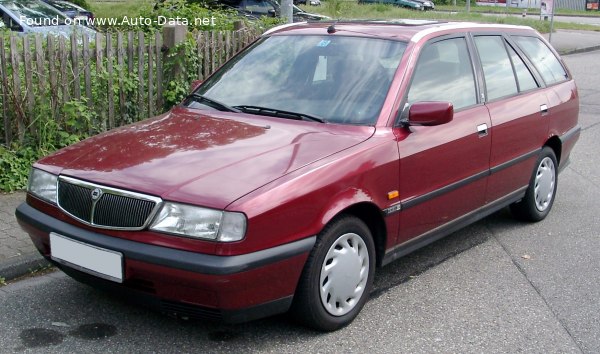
<box><xmin>477</xmin><ymin>123</ymin><xmax>488</xmax><ymax>138</ymax></box>
<box><xmin>540</xmin><ymin>104</ymin><xmax>549</xmax><ymax>115</ymax></box>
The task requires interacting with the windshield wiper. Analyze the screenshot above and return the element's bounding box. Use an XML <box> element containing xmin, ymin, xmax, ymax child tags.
<box><xmin>233</xmin><ymin>105</ymin><xmax>325</xmax><ymax>123</ymax></box>
<box><xmin>187</xmin><ymin>93</ymin><xmax>241</xmax><ymax>113</ymax></box>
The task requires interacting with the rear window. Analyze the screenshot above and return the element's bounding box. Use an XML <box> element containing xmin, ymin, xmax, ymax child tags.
<box><xmin>513</xmin><ymin>36</ymin><xmax>568</xmax><ymax>85</ymax></box>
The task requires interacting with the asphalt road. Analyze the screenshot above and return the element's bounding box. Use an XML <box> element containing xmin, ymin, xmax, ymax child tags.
<box><xmin>479</xmin><ymin>12</ymin><xmax>600</xmax><ymax>26</ymax></box>
<box><xmin>0</xmin><ymin>52</ymin><xmax>598</xmax><ymax>353</ymax></box>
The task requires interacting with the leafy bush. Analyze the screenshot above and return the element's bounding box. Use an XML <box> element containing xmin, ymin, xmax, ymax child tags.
<box><xmin>0</xmin><ymin>145</ymin><xmax>37</xmax><ymax>192</ymax></box>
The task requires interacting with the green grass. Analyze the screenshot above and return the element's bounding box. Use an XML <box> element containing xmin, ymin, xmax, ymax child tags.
<box><xmin>436</xmin><ymin>4</ymin><xmax>600</xmax><ymax>16</ymax></box>
<box><xmin>88</xmin><ymin>0</ymin><xmax>154</xmax><ymax>20</ymax></box>
<box><xmin>299</xmin><ymin>1</ymin><xmax>600</xmax><ymax>32</ymax></box>
<box><xmin>86</xmin><ymin>0</ymin><xmax>599</xmax><ymax>33</ymax></box>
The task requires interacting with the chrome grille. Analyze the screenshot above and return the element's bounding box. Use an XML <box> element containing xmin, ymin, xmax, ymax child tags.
<box><xmin>94</xmin><ymin>193</ymin><xmax>156</xmax><ymax>228</ymax></box>
<box><xmin>58</xmin><ymin>180</ymin><xmax>93</xmax><ymax>221</ymax></box>
<box><xmin>57</xmin><ymin>176</ymin><xmax>162</xmax><ymax>230</ymax></box>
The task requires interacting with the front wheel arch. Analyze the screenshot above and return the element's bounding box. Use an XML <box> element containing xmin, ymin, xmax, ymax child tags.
<box><xmin>290</xmin><ymin>214</ymin><xmax>376</xmax><ymax>331</ymax></box>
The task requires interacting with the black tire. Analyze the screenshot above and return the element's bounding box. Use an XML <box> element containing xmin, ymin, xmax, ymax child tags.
<box><xmin>291</xmin><ymin>215</ymin><xmax>375</xmax><ymax>331</ymax></box>
<box><xmin>510</xmin><ymin>146</ymin><xmax>558</xmax><ymax>222</ymax></box>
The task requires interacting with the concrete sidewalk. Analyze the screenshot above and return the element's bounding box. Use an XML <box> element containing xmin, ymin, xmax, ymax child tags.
<box><xmin>543</xmin><ymin>29</ymin><xmax>600</xmax><ymax>55</ymax></box>
<box><xmin>1</xmin><ymin>29</ymin><xmax>600</xmax><ymax>283</ymax></box>
<box><xmin>0</xmin><ymin>191</ymin><xmax>48</xmax><ymax>281</ymax></box>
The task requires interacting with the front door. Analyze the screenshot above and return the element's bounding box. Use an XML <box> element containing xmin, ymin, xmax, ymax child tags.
<box><xmin>394</xmin><ymin>36</ymin><xmax>492</xmax><ymax>247</ymax></box>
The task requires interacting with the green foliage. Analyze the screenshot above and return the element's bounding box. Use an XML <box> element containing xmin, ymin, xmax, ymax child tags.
<box><xmin>136</xmin><ymin>0</ymin><xmax>240</xmax><ymax>32</ymax></box>
<box><xmin>326</xmin><ymin>0</ymin><xmax>347</xmax><ymax>18</ymax></box>
<box><xmin>0</xmin><ymin>96</ymin><xmax>97</xmax><ymax>192</ymax></box>
<box><xmin>254</xmin><ymin>15</ymin><xmax>286</xmax><ymax>29</ymax></box>
<box><xmin>162</xmin><ymin>34</ymin><xmax>202</xmax><ymax>107</ymax></box>
<box><xmin>0</xmin><ymin>145</ymin><xmax>37</xmax><ymax>192</ymax></box>
<box><xmin>69</xmin><ymin>0</ymin><xmax>91</xmax><ymax>10</ymax></box>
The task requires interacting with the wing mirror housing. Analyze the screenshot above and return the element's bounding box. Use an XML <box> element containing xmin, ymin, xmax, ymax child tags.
<box><xmin>405</xmin><ymin>101</ymin><xmax>453</xmax><ymax>126</ymax></box>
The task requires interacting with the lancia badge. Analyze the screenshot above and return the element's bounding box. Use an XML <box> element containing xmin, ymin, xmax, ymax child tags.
<box><xmin>91</xmin><ymin>188</ymin><xmax>103</xmax><ymax>200</ymax></box>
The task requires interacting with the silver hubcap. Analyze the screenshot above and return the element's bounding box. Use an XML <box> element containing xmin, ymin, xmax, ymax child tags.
<box><xmin>319</xmin><ymin>233</ymin><xmax>369</xmax><ymax>316</ymax></box>
<box><xmin>534</xmin><ymin>156</ymin><xmax>556</xmax><ymax>212</ymax></box>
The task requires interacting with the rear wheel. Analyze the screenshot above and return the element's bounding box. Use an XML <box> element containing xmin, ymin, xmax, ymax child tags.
<box><xmin>291</xmin><ymin>215</ymin><xmax>375</xmax><ymax>331</ymax></box>
<box><xmin>510</xmin><ymin>146</ymin><xmax>558</xmax><ymax>221</ymax></box>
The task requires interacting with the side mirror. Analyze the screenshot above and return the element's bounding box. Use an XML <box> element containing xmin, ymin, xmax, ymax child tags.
<box><xmin>408</xmin><ymin>101</ymin><xmax>453</xmax><ymax>126</ymax></box>
<box><xmin>189</xmin><ymin>79</ymin><xmax>203</xmax><ymax>93</ymax></box>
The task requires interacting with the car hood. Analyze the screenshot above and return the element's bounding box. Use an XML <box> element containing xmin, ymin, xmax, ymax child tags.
<box><xmin>37</xmin><ymin>107</ymin><xmax>374</xmax><ymax>209</ymax></box>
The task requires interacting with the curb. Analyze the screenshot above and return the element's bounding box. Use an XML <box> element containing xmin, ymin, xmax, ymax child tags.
<box><xmin>0</xmin><ymin>252</ymin><xmax>50</xmax><ymax>282</ymax></box>
<box><xmin>561</xmin><ymin>45</ymin><xmax>600</xmax><ymax>55</ymax></box>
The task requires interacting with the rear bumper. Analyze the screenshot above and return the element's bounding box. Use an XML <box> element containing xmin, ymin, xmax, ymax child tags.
<box><xmin>16</xmin><ymin>202</ymin><xmax>314</xmax><ymax>323</ymax></box>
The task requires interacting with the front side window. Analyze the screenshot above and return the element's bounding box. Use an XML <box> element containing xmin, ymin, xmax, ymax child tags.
<box><xmin>474</xmin><ymin>35</ymin><xmax>518</xmax><ymax>101</ymax></box>
<box><xmin>513</xmin><ymin>36</ymin><xmax>568</xmax><ymax>85</ymax></box>
<box><xmin>192</xmin><ymin>35</ymin><xmax>407</xmax><ymax>125</ymax></box>
<box><xmin>407</xmin><ymin>37</ymin><xmax>477</xmax><ymax>110</ymax></box>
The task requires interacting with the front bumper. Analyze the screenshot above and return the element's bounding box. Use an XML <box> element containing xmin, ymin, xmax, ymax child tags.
<box><xmin>16</xmin><ymin>202</ymin><xmax>315</xmax><ymax>323</ymax></box>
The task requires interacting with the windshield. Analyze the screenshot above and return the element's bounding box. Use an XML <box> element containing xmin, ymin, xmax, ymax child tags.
<box><xmin>3</xmin><ymin>0</ymin><xmax>68</xmax><ymax>26</ymax></box>
<box><xmin>190</xmin><ymin>35</ymin><xmax>407</xmax><ymax>125</ymax></box>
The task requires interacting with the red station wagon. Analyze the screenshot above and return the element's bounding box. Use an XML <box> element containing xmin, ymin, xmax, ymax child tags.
<box><xmin>16</xmin><ymin>20</ymin><xmax>580</xmax><ymax>331</ymax></box>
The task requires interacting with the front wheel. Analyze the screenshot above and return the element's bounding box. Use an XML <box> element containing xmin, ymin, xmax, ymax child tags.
<box><xmin>510</xmin><ymin>146</ymin><xmax>558</xmax><ymax>221</ymax></box>
<box><xmin>291</xmin><ymin>215</ymin><xmax>375</xmax><ymax>331</ymax></box>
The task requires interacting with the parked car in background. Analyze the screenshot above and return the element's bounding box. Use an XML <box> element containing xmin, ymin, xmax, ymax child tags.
<box><xmin>293</xmin><ymin>0</ymin><xmax>321</xmax><ymax>6</ymax></box>
<box><xmin>17</xmin><ymin>20</ymin><xmax>580</xmax><ymax>332</ymax></box>
<box><xmin>42</xmin><ymin>0</ymin><xmax>94</xmax><ymax>22</ymax></box>
<box><xmin>358</xmin><ymin>0</ymin><xmax>425</xmax><ymax>10</ymax></box>
<box><xmin>0</xmin><ymin>0</ymin><xmax>95</xmax><ymax>37</ymax></box>
<box><xmin>412</xmin><ymin>0</ymin><xmax>434</xmax><ymax>10</ymax></box>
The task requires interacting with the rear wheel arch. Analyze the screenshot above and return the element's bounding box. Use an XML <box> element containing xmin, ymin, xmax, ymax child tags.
<box><xmin>545</xmin><ymin>135</ymin><xmax>562</xmax><ymax>164</ymax></box>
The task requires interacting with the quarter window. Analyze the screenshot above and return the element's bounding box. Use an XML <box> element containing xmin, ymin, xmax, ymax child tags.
<box><xmin>506</xmin><ymin>44</ymin><xmax>539</xmax><ymax>92</ymax></box>
<box><xmin>407</xmin><ymin>37</ymin><xmax>477</xmax><ymax>110</ymax></box>
<box><xmin>513</xmin><ymin>36</ymin><xmax>568</xmax><ymax>85</ymax></box>
<box><xmin>474</xmin><ymin>36</ymin><xmax>518</xmax><ymax>101</ymax></box>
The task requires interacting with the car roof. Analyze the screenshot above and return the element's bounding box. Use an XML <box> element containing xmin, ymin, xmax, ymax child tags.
<box><xmin>264</xmin><ymin>20</ymin><xmax>537</xmax><ymax>42</ymax></box>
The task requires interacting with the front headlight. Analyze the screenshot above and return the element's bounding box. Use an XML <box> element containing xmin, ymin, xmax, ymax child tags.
<box><xmin>149</xmin><ymin>202</ymin><xmax>247</xmax><ymax>242</ymax></box>
<box><xmin>28</xmin><ymin>168</ymin><xmax>58</xmax><ymax>204</ymax></box>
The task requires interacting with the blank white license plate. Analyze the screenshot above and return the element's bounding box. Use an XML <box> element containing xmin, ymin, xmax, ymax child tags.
<box><xmin>50</xmin><ymin>232</ymin><xmax>123</xmax><ymax>283</ymax></box>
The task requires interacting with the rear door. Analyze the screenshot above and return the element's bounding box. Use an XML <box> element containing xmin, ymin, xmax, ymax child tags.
<box><xmin>471</xmin><ymin>34</ymin><xmax>548</xmax><ymax>203</ymax></box>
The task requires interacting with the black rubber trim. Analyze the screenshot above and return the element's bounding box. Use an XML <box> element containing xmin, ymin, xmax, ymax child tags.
<box><xmin>16</xmin><ymin>203</ymin><xmax>315</xmax><ymax>276</ymax></box>
<box><xmin>382</xmin><ymin>186</ymin><xmax>527</xmax><ymax>266</ymax></box>
<box><xmin>391</xmin><ymin>148</ymin><xmax>541</xmax><ymax>214</ymax></box>
<box><xmin>559</xmin><ymin>125</ymin><xmax>581</xmax><ymax>145</ymax></box>
<box><xmin>401</xmin><ymin>170</ymin><xmax>489</xmax><ymax>211</ymax></box>
<box><xmin>489</xmin><ymin>148</ymin><xmax>541</xmax><ymax>175</ymax></box>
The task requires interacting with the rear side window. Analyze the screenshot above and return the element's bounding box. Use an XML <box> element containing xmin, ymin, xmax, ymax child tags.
<box><xmin>407</xmin><ymin>37</ymin><xmax>477</xmax><ymax>110</ymax></box>
<box><xmin>513</xmin><ymin>36</ymin><xmax>568</xmax><ymax>85</ymax></box>
<box><xmin>474</xmin><ymin>36</ymin><xmax>518</xmax><ymax>100</ymax></box>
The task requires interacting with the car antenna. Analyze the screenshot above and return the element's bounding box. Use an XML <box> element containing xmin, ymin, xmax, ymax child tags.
<box><xmin>327</xmin><ymin>22</ymin><xmax>337</xmax><ymax>34</ymax></box>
